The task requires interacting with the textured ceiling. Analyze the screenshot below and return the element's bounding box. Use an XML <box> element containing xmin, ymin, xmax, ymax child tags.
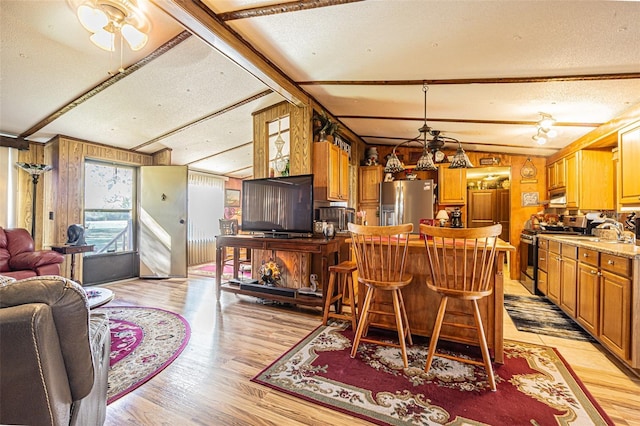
<box><xmin>1</xmin><ymin>0</ymin><xmax>639</xmax><ymax>179</ymax></box>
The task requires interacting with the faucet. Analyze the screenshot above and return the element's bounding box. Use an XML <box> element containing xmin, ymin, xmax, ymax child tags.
<box><xmin>596</xmin><ymin>218</ymin><xmax>624</xmax><ymax>241</ymax></box>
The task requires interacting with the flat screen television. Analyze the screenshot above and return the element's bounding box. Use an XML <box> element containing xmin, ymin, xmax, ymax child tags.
<box><xmin>241</xmin><ymin>174</ymin><xmax>314</xmax><ymax>237</ymax></box>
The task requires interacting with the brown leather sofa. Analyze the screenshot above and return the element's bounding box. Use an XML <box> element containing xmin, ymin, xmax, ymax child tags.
<box><xmin>0</xmin><ymin>227</ymin><xmax>65</xmax><ymax>280</ymax></box>
<box><xmin>0</xmin><ymin>276</ymin><xmax>110</xmax><ymax>426</ymax></box>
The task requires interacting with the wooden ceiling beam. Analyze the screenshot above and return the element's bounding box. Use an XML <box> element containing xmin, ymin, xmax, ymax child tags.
<box><xmin>218</xmin><ymin>0</ymin><xmax>364</xmax><ymax>21</ymax></box>
<box><xmin>297</xmin><ymin>73</ymin><xmax>640</xmax><ymax>86</ymax></box>
<box><xmin>0</xmin><ymin>135</ymin><xmax>30</xmax><ymax>150</ymax></box>
<box><xmin>337</xmin><ymin>115</ymin><xmax>601</xmax><ymax>128</ymax></box>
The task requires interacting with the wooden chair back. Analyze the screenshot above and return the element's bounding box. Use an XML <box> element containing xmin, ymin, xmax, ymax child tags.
<box><xmin>347</xmin><ymin>223</ymin><xmax>413</xmax><ymax>288</ymax></box>
<box><xmin>419</xmin><ymin>224</ymin><xmax>502</xmax><ymax>298</ymax></box>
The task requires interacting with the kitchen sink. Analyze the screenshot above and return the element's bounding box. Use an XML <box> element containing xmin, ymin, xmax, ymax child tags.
<box><xmin>581</xmin><ymin>237</ymin><xmax>633</xmax><ymax>244</ymax></box>
<box><xmin>553</xmin><ymin>236</ymin><xmax>634</xmax><ymax>244</ymax></box>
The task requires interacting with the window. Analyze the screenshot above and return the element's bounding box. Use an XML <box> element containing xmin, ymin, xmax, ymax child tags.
<box><xmin>84</xmin><ymin>161</ymin><xmax>135</xmax><ymax>255</ymax></box>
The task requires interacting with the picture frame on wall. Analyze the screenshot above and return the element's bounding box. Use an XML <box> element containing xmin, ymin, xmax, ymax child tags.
<box><xmin>225</xmin><ymin>189</ymin><xmax>241</xmax><ymax>207</ymax></box>
<box><xmin>521</xmin><ymin>192</ymin><xmax>539</xmax><ymax>207</ymax></box>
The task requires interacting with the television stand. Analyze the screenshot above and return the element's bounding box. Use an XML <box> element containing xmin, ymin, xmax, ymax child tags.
<box><xmin>215</xmin><ymin>234</ymin><xmax>343</xmax><ymax>309</ymax></box>
<box><xmin>255</xmin><ymin>232</ymin><xmax>314</xmax><ymax>239</ymax></box>
<box><xmin>263</xmin><ymin>232</ymin><xmax>293</xmax><ymax>239</ymax></box>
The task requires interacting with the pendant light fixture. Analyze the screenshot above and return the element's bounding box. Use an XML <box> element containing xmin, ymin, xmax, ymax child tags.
<box><xmin>384</xmin><ymin>83</ymin><xmax>473</xmax><ymax>174</ymax></box>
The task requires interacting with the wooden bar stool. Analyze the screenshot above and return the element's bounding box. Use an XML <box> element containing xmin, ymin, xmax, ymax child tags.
<box><xmin>322</xmin><ymin>261</ymin><xmax>358</xmax><ymax>330</ymax></box>
<box><xmin>348</xmin><ymin>223</ymin><xmax>414</xmax><ymax>368</ymax></box>
<box><xmin>420</xmin><ymin>223</ymin><xmax>502</xmax><ymax>391</ymax></box>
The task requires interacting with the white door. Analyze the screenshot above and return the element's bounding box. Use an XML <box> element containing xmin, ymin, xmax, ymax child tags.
<box><xmin>139</xmin><ymin>166</ymin><xmax>188</xmax><ymax>278</ymax></box>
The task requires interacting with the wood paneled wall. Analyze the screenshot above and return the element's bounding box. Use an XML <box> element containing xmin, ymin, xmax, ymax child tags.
<box><xmin>38</xmin><ymin>136</ymin><xmax>154</xmax><ymax>279</ymax></box>
<box><xmin>252</xmin><ymin>100</ymin><xmax>313</xmax><ymax>178</ymax></box>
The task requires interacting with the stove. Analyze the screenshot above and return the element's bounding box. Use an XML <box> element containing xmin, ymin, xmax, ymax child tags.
<box><xmin>519</xmin><ymin>216</ymin><xmax>589</xmax><ymax>294</ymax></box>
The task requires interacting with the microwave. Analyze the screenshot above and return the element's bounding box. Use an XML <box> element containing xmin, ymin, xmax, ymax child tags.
<box><xmin>549</xmin><ymin>189</ymin><xmax>566</xmax><ymax>208</ymax></box>
<box><xmin>317</xmin><ymin>207</ymin><xmax>355</xmax><ymax>231</ymax></box>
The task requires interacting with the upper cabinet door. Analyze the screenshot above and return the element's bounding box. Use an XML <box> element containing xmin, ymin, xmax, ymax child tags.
<box><xmin>358</xmin><ymin>165</ymin><xmax>383</xmax><ymax>204</ymax></box>
<box><xmin>438</xmin><ymin>167</ymin><xmax>466</xmax><ymax>205</ymax></box>
<box><xmin>619</xmin><ymin>121</ymin><xmax>640</xmax><ymax>207</ymax></box>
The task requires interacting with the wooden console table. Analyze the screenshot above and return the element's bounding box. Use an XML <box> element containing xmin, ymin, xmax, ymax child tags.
<box><xmin>51</xmin><ymin>244</ymin><xmax>95</xmax><ymax>283</ymax></box>
<box><xmin>215</xmin><ymin>235</ymin><xmax>342</xmax><ymax>307</ymax></box>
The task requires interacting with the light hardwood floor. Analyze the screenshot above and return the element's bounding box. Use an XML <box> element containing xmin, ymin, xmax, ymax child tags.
<box><xmin>101</xmin><ymin>272</ymin><xmax>640</xmax><ymax>425</ymax></box>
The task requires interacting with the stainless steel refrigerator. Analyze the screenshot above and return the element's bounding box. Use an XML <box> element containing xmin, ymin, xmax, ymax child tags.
<box><xmin>380</xmin><ymin>180</ymin><xmax>435</xmax><ymax>233</ymax></box>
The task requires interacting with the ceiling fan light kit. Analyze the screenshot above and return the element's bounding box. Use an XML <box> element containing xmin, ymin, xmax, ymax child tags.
<box><xmin>531</xmin><ymin>112</ymin><xmax>557</xmax><ymax>145</ymax></box>
<box><xmin>70</xmin><ymin>0</ymin><xmax>150</xmax><ymax>52</ymax></box>
<box><xmin>384</xmin><ymin>83</ymin><xmax>473</xmax><ymax>174</ymax></box>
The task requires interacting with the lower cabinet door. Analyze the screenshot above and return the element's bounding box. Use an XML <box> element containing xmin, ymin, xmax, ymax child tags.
<box><xmin>547</xmin><ymin>255</ymin><xmax>561</xmax><ymax>304</ymax></box>
<box><xmin>559</xmin><ymin>257</ymin><xmax>577</xmax><ymax>317</ymax></box>
<box><xmin>576</xmin><ymin>263</ymin><xmax>599</xmax><ymax>335</ymax></box>
<box><xmin>537</xmin><ymin>269</ymin><xmax>548</xmax><ymax>296</ymax></box>
<box><xmin>600</xmin><ymin>271</ymin><xmax>631</xmax><ymax>361</ymax></box>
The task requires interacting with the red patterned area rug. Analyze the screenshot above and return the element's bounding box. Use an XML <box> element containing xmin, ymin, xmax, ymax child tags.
<box><xmin>95</xmin><ymin>306</ymin><xmax>191</xmax><ymax>404</ymax></box>
<box><xmin>252</xmin><ymin>322</ymin><xmax>613</xmax><ymax>425</ymax></box>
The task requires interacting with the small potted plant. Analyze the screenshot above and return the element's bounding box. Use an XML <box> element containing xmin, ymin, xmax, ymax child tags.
<box><xmin>313</xmin><ymin>110</ymin><xmax>339</xmax><ymax>142</ymax></box>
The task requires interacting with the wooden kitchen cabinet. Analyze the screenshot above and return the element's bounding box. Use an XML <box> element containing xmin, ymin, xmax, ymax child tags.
<box><xmin>547</xmin><ymin>158</ymin><xmax>566</xmax><ymax>190</ymax></box>
<box><xmin>438</xmin><ymin>167</ymin><xmax>466</xmax><ymax>205</ymax></box>
<box><xmin>618</xmin><ymin>121</ymin><xmax>640</xmax><ymax>207</ymax></box>
<box><xmin>358</xmin><ymin>165</ymin><xmax>383</xmax><ymax>204</ymax></box>
<box><xmin>600</xmin><ymin>269</ymin><xmax>631</xmax><ymax>361</ymax></box>
<box><xmin>565</xmin><ymin>150</ymin><xmax>614</xmax><ymax>210</ymax></box>
<box><xmin>537</xmin><ymin>238</ymin><xmax>549</xmax><ymax>295</ymax></box>
<box><xmin>559</xmin><ymin>244</ymin><xmax>577</xmax><ymax>317</ymax></box>
<box><xmin>547</xmin><ymin>241</ymin><xmax>561</xmax><ymax>304</ymax></box>
<box><xmin>576</xmin><ymin>247</ymin><xmax>600</xmax><ymax>336</ymax></box>
<box><xmin>314</xmin><ymin>141</ymin><xmax>349</xmax><ymax>201</ymax></box>
<box><xmin>357</xmin><ymin>165</ymin><xmax>383</xmax><ymax>226</ymax></box>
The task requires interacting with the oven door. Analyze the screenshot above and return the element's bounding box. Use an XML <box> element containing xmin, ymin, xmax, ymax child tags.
<box><xmin>519</xmin><ymin>234</ymin><xmax>537</xmax><ymax>294</ymax></box>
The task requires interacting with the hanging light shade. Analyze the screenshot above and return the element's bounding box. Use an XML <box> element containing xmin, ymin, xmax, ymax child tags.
<box><xmin>69</xmin><ymin>0</ymin><xmax>150</xmax><ymax>53</ymax></box>
<box><xmin>415</xmin><ymin>147</ymin><xmax>437</xmax><ymax>171</ymax></box>
<box><xmin>90</xmin><ymin>27</ymin><xmax>116</xmax><ymax>51</ymax></box>
<box><xmin>384</xmin><ymin>151</ymin><xmax>405</xmax><ymax>174</ymax></box>
<box><xmin>449</xmin><ymin>140</ymin><xmax>474</xmax><ymax>169</ymax></box>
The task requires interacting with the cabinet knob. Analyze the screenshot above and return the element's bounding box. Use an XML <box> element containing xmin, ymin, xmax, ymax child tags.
<box><xmin>607</xmin><ymin>260</ymin><xmax>614</xmax><ymax>265</ymax></box>
<box><xmin>539</xmin><ymin>257</ymin><xmax>545</xmax><ymax>261</ymax></box>
<box><xmin>583</xmin><ymin>253</ymin><xmax>588</xmax><ymax>257</ymax></box>
<box><xmin>590</xmin><ymin>269</ymin><xmax>597</xmax><ymax>275</ymax></box>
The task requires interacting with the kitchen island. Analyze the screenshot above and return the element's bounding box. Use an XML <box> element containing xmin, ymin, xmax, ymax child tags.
<box><xmin>355</xmin><ymin>235</ymin><xmax>515</xmax><ymax>364</ymax></box>
<box><xmin>537</xmin><ymin>234</ymin><xmax>640</xmax><ymax>374</ymax></box>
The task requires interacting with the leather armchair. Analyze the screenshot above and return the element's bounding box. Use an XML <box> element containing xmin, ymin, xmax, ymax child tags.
<box><xmin>0</xmin><ymin>227</ymin><xmax>64</xmax><ymax>280</ymax></box>
<box><xmin>0</xmin><ymin>276</ymin><xmax>110</xmax><ymax>426</ymax></box>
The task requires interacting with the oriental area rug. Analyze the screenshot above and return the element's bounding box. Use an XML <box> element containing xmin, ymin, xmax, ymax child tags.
<box><xmin>253</xmin><ymin>322</ymin><xmax>612</xmax><ymax>425</ymax></box>
<box><xmin>95</xmin><ymin>306</ymin><xmax>191</xmax><ymax>404</ymax></box>
<box><xmin>504</xmin><ymin>294</ymin><xmax>596</xmax><ymax>342</ymax></box>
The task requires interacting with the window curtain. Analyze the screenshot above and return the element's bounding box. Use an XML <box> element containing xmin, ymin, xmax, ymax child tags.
<box><xmin>0</xmin><ymin>147</ymin><xmax>19</xmax><ymax>228</ymax></box>
<box><xmin>188</xmin><ymin>171</ymin><xmax>225</xmax><ymax>265</ymax></box>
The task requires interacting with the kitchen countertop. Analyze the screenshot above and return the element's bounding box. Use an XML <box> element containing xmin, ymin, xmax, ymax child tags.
<box><xmin>537</xmin><ymin>234</ymin><xmax>640</xmax><ymax>259</ymax></box>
